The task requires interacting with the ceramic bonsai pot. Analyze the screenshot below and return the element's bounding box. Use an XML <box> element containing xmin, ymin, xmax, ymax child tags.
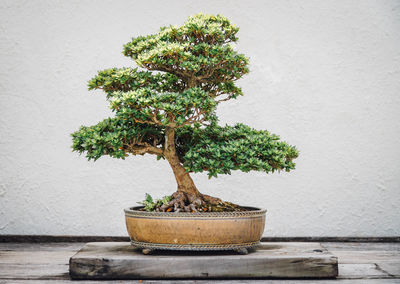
<box><xmin>125</xmin><ymin>206</ymin><xmax>266</xmax><ymax>254</ymax></box>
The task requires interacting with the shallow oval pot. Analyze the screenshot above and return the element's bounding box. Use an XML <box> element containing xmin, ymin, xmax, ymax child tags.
<box><xmin>124</xmin><ymin>206</ymin><xmax>266</xmax><ymax>251</ymax></box>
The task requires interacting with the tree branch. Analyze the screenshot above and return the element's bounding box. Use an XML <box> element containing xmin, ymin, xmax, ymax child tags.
<box><xmin>177</xmin><ymin>109</ymin><xmax>207</xmax><ymax>127</ymax></box>
<box><xmin>126</xmin><ymin>142</ymin><xmax>163</xmax><ymax>156</ymax></box>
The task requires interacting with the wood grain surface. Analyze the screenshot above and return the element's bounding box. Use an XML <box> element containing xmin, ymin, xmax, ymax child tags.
<box><xmin>1</xmin><ymin>241</ymin><xmax>399</xmax><ymax>282</ymax></box>
<box><xmin>69</xmin><ymin>242</ymin><xmax>338</xmax><ymax>279</ymax></box>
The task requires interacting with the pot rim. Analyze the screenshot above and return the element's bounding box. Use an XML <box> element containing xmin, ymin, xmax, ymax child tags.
<box><xmin>125</xmin><ymin>206</ymin><xmax>267</xmax><ymax>218</ymax></box>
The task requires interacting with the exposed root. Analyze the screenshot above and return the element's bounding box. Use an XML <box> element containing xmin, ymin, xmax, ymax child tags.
<box><xmin>153</xmin><ymin>191</ymin><xmax>246</xmax><ymax>213</ymax></box>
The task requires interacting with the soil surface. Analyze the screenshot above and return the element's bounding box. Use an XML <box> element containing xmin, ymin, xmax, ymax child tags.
<box><xmin>140</xmin><ymin>191</ymin><xmax>249</xmax><ymax>213</ymax></box>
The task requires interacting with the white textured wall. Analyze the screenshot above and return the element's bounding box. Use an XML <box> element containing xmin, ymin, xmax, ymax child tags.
<box><xmin>1</xmin><ymin>0</ymin><xmax>399</xmax><ymax>237</ymax></box>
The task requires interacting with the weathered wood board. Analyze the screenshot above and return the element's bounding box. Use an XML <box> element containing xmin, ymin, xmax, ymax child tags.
<box><xmin>69</xmin><ymin>242</ymin><xmax>338</xmax><ymax>279</ymax></box>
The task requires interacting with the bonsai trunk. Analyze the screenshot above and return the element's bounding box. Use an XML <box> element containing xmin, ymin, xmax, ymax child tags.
<box><xmin>164</xmin><ymin>127</ymin><xmax>200</xmax><ymax>196</ymax></box>
<box><xmin>159</xmin><ymin>127</ymin><xmax>239</xmax><ymax>212</ymax></box>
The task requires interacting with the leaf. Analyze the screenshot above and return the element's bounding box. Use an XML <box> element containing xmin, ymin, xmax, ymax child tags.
<box><xmin>145</xmin><ymin>193</ymin><xmax>153</xmax><ymax>203</ymax></box>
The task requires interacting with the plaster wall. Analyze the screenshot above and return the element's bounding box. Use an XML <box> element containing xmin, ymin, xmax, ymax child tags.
<box><xmin>1</xmin><ymin>0</ymin><xmax>399</xmax><ymax>237</ymax></box>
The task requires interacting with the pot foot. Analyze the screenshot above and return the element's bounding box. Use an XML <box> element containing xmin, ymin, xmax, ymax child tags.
<box><xmin>142</xmin><ymin>248</ymin><xmax>154</xmax><ymax>255</ymax></box>
<box><xmin>235</xmin><ymin>248</ymin><xmax>248</xmax><ymax>255</ymax></box>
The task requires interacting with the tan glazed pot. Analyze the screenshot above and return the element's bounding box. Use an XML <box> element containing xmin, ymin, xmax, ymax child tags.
<box><xmin>125</xmin><ymin>206</ymin><xmax>266</xmax><ymax>253</ymax></box>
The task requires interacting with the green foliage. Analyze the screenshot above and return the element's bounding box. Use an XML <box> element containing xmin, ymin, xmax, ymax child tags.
<box><xmin>88</xmin><ymin>67</ymin><xmax>184</xmax><ymax>98</ymax></box>
<box><xmin>71</xmin><ymin>117</ymin><xmax>163</xmax><ymax>161</ymax></box>
<box><xmin>137</xmin><ymin>193</ymin><xmax>172</xmax><ymax>211</ymax></box>
<box><xmin>71</xmin><ymin>13</ymin><xmax>299</xmax><ymax>180</ymax></box>
<box><xmin>176</xmin><ymin>123</ymin><xmax>299</xmax><ymax>178</ymax></box>
<box><xmin>110</xmin><ymin>87</ymin><xmax>217</xmax><ymax>127</ymax></box>
<box><xmin>123</xmin><ymin>13</ymin><xmax>248</xmax><ymax>99</ymax></box>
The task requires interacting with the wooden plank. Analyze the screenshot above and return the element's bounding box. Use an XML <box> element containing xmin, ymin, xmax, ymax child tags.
<box><xmin>321</xmin><ymin>242</ymin><xmax>400</xmax><ymax>268</ymax></box>
<box><xmin>69</xmin><ymin>242</ymin><xmax>338</xmax><ymax>279</ymax></box>
<box><xmin>377</xmin><ymin>262</ymin><xmax>400</xmax><ymax>277</ymax></box>
<box><xmin>0</xmin><ymin>250</ymin><xmax>77</xmax><ymax>265</ymax></box>
<box><xmin>0</xmin><ymin>264</ymin><xmax>69</xmax><ymax>280</ymax></box>
<box><xmin>2</xmin><ymin>242</ymin><xmax>400</xmax><ymax>281</ymax></box>
<box><xmin>322</xmin><ymin>242</ymin><xmax>400</xmax><ymax>252</ymax></box>
<box><xmin>0</xmin><ymin>250</ymin><xmax>74</xmax><ymax>280</ymax></box>
<box><xmin>338</xmin><ymin>264</ymin><xmax>392</xmax><ymax>279</ymax></box>
<box><xmin>0</xmin><ymin>244</ymin><xmax>83</xmax><ymax>280</ymax></box>
<box><xmin>326</xmin><ymin>251</ymin><xmax>400</xmax><ymax>264</ymax></box>
<box><xmin>1</xmin><ymin>279</ymin><xmax>400</xmax><ymax>284</ymax></box>
<box><xmin>0</xmin><ymin>242</ymin><xmax>85</xmax><ymax>252</ymax></box>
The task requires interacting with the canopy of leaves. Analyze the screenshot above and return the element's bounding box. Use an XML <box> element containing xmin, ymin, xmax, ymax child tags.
<box><xmin>83</xmin><ymin>14</ymin><xmax>250</xmax><ymax>131</ymax></box>
<box><xmin>176</xmin><ymin>123</ymin><xmax>299</xmax><ymax>178</ymax></box>
<box><xmin>71</xmin><ymin>117</ymin><xmax>163</xmax><ymax>161</ymax></box>
<box><xmin>88</xmin><ymin>67</ymin><xmax>184</xmax><ymax>98</ymax></box>
<box><xmin>71</xmin><ymin>13</ymin><xmax>299</xmax><ymax>178</ymax></box>
<box><xmin>109</xmin><ymin>87</ymin><xmax>216</xmax><ymax>127</ymax></box>
<box><xmin>123</xmin><ymin>13</ymin><xmax>248</xmax><ymax>100</ymax></box>
<box><xmin>72</xmin><ymin>117</ymin><xmax>298</xmax><ymax>179</ymax></box>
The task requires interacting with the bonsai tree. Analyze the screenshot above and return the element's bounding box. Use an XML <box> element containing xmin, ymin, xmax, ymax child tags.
<box><xmin>71</xmin><ymin>14</ymin><xmax>298</xmax><ymax>212</ymax></box>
